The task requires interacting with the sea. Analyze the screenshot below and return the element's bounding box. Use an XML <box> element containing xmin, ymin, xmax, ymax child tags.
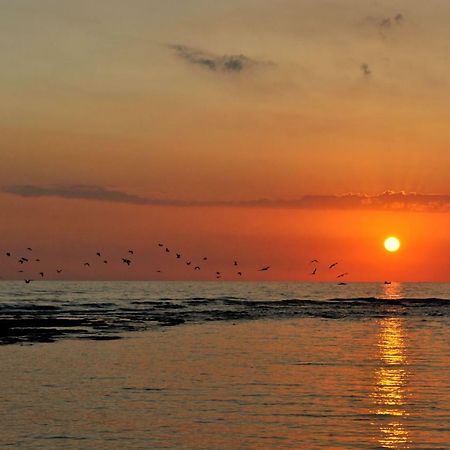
<box><xmin>0</xmin><ymin>281</ymin><xmax>449</xmax><ymax>448</ymax></box>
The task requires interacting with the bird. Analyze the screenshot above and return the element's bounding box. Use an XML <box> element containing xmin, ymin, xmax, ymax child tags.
<box><xmin>216</xmin><ymin>275</ymin><xmax>222</xmax><ymax>279</ymax></box>
<box><xmin>203</xmin><ymin>257</ymin><xmax>208</xmax><ymax>261</ymax></box>
<box><xmin>128</xmin><ymin>250</ymin><xmax>134</xmax><ymax>254</ymax></box>
<box><xmin>234</xmin><ymin>261</ymin><xmax>238</xmax><ymax>266</ymax></box>
<box><xmin>39</xmin><ymin>272</ymin><xmax>44</xmax><ymax>278</ymax></box>
<box><xmin>311</xmin><ymin>268</ymin><xmax>317</xmax><ymax>275</ymax></box>
<box><xmin>329</xmin><ymin>262</ymin><xmax>338</xmax><ymax>269</ymax></box>
<box><xmin>122</xmin><ymin>258</ymin><xmax>131</xmax><ymax>266</ymax></box>
<box><xmin>6</xmin><ymin>252</ymin><xmax>11</xmax><ymax>257</ymax></box>
<box><xmin>186</xmin><ymin>261</ymin><xmax>192</xmax><ymax>266</ymax></box>
<box><xmin>18</xmin><ymin>270</ymin><xmax>24</xmax><ymax>273</ymax></box>
<box><xmin>258</xmin><ymin>266</ymin><xmax>271</xmax><ymax>271</ymax></box>
<box><xmin>27</xmin><ymin>247</ymin><xmax>32</xmax><ymax>251</ymax></box>
<box><xmin>56</xmin><ymin>269</ymin><xmax>62</xmax><ymax>273</ymax></box>
<box><xmin>35</xmin><ymin>258</ymin><xmax>40</xmax><ymax>262</ymax></box>
<box><xmin>24</xmin><ymin>279</ymin><xmax>32</xmax><ymax>284</ymax></box>
<box><xmin>84</xmin><ymin>262</ymin><xmax>90</xmax><ymax>267</ymax></box>
<box><xmin>103</xmin><ymin>260</ymin><xmax>108</xmax><ymax>264</ymax></box>
<box><xmin>165</xmin><ymin>248</ymin><xmax>170</xmax><ymax>253</ymax></box>
<box><xmin>237</xmin><ymin>272</ymin><xmax>242</xmax><ymax>276</ymax></box>
<box><xmin>338</xmin><ymin>282</ymin><xmax>347</xmax><ymax>286</ymax></box>
<box><xmin>310</xmin><ymin>259</ymin><xmax>318</xmax><ymax>263</ymax></box>
<box><xmin>156</xmin><ymin>270</ymin><xmax>162</xmax><ymax>273</ymax></box>
<box><xmin>176</xmin><ymin>253</ymin><xmax>181</xmax><ymax>259</ymax></box>
<box><xmin>20</xmin><ymin>257</ymin><xmax>29</xmax><ymax>262</ymax></box>
<box><xmin>216</xmin><ymin>272</ymin><xmax>221</xmax><ymax>275</ymax></box>
<box><xmin>158</xmin><ymin>243</ymin><xmax>164</xmax><ymax>247</ymax></box>
<box><xmin>337</xmin><ymin>272</ymin><xmax>348</xmax><ymax>278</ymax></box>
<box><xmin>194</xmin><ymin>266</ymin><xmax>200</xmax><ymax>270</ymax></box>
<box><xmin>96</xmin><ymin>252</ymin><xmax>101</xmax><ymax>257</ymax></box>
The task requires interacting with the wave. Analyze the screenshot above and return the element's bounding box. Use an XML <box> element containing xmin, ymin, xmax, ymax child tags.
<box><xmin>1</xmin><ymin>295</ymin><xmax>449</xmax><ymax>345</ymax></box>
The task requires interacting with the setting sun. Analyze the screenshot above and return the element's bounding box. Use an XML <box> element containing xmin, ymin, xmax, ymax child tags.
<box><xmin>384</xmin><ymin>236</ymin><xmax>401</xmax><ymax>253</ymax></box>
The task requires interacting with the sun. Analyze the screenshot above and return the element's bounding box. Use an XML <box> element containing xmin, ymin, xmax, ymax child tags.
<box><xmin>384</xmin><ymin>236</ymin><xmax>401</xmax><ymax>253</ymax></box>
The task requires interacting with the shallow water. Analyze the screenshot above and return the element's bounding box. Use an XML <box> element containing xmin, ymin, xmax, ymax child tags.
<box><xmin>0</xmin><ymin>282</ymin><xmax>449</xmax><ymax>448</ymax></box>
<box><xmin>0</xmin><ymin>281</ymin><xmax>449</xmax><ymax>344</ymax></box>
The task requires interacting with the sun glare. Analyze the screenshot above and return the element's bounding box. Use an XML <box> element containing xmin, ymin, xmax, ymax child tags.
<box><xmin>384</xmin><ymin>237</ymin><xmax>401</xmax><ymax>253</ymax></box>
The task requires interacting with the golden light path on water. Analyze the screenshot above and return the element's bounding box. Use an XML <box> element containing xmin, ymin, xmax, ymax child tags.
<box><xmin>372</xmin><ymin>283</ymin><xmax>410</xmax><ymax>449</ymax></box>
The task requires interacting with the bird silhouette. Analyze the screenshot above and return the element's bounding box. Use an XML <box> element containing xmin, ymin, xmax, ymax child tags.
<box><xmin>156</xmin><ymin>270</ymin><xmax>162</xmax><ymax>273</ymax></box>
<box><xmin>194</xmin><ymin>266</ymin><xmax>200</xmax><ymax>270</ymax></box>
<box><xmin>165</xmin><ymin>248</ymin><xmax>170</xmax><ymax>253</ymax></box>
<box><xmin>128</xmin><ymin>250</ymin><xmax>134</xmax><ymax>254</ymax></box>
<box><xmin>24</xmin><ymin>279</ymin><xmax>32</xmax><ymax>284</ymax></box>
<box><xmin>84</xmin><ymin>262</ymin><xmax>90</xmax><ymax>267</ymax></box>
<box><xmin>56</xmin><ymin>269</ymin><xmax>62</xmax><ymax>273</ymax></box>
<box><xmin>103</xmin><ymin>260</ymin><xmax>108</xmax><ymax>264</ymax></box>
<box><xmin>35</xmin><ymin>258</ymin><xmax>40</xmax><ymax>262</ymax></box>
<box><xmin>96</xmin><ymin>252</ymin><xmax>101</xmax><ymax>257</ymax></box>
<box><xmin>237</xmin><ymin>271</ymin><xmax>242</xmax><ymax>276</ymax></box>
<box><xmin>122</xmin><ymin>258</ymin><xmax>131</xmax><ymax>266</ymax></box>
<box><xmin>186</xmin><ymin>261</ymin><xmax>192</xmax><ymax>266</ymax></box>
<box><xmin>329</xmin><ymin>262</ymin><xmax>338</xmax><ymax>269</ymax></box>
<box><xmin>311</xmin><ymin>267</ymin><xmax>317</xmax><ymax>275</ymax></box>
<box><xmin>337</xmin><ymin>272</ymin><xmax>348</xmax><ymax>278</ymax></box>
<box><xmin>310</xmin><ymin>259</ymin><xmax>319</xmax><ymax>263</ymax></box>
<box><xmin>258</xmin><ymin>266</ymin><xmax>271</xmax><ymax>271</ymax></box>
<box><xmin>234</xmin><ymin>261</ymin><xmax>238</xmax><ymax>266</ymax></box>
<box><xmin>158</xmin><ymin>243</ymin><xmax>163</xmax><ymax>247</ymax></box>
<box><xmin>203</xmin><ymin>257</ymin><xmax>208</xmax><ymax>261</ymax></box>
<box><xmin>216</xmin><ymin>271</ymin><xmax>221</xmax><ymax>275</ymax></box>
<box><xmin>6</xmin><ymin>252</ymin><xmax>11</xmax><ymax>257</ymax></box>
<box><xmin>39</xmin><ymin>272</ymin><xmax>44</xmax><ymax>278</ymax></box>
<box><xmin>176</xmin><ymin>253</ymin><xmax>181</xmax><ymax>259</ymax></box>
<box><xmin>27</xmin><ymin>247</ymin><xmax>32</xmax><ymax>251</ymax></box>
<box><xmin>18</xmin><ymin>270</ymin><xmax>24</xmax><ymax>273</ymax></box>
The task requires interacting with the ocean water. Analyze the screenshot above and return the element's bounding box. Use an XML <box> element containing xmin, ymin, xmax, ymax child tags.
<box><xmin>0</xmin><ymin>282</ymin><xmax>449</xmax><ymax>448</ymax></box>
<box><xmin>0</xmin><ymin>281</ymin><xmax>449</xmax><ymax>344</ymax></box>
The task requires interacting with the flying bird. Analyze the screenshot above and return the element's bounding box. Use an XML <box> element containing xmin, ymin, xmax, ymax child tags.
<box><xmin>361</xmin><ymin>63</ymin><xmax>371</xmax><ymax>76</ymax></box>
<box><xmin>103</xmin><ymin>260</ymin><xmax>108</xmax><ymax>264</ymax></box>
<box><xmin>234</xmin><ymin>261</ymin><xmax>238</xmax><ymax>266</ymax></box>
<box><xmin>337</xmin><ymin>272</ymin><xmax>348</xmax><ymax>278</ymax></box>
<box><xmin>237</xmin><ymin>272</ymin><xmax>242</xmax><ymax>276</ymax></box>
<box><xmin>216</xmin><ymin>272</ymin><xmax>221</xmax><ymax>275</ymax></box>
<box><xmin>56</xmin><ymin>269</ymin><xmax>62</xmax><ymax>273</ymax></box>
<box><xmin>122</xmin><ymin>258</ymin><xmax>131</xmax><ymax>266</ymax></box>
<box><xmin>329</xmin><ymin>262</ymin><xmax>338</xmax><ymax>269</ymax></box>
<box><xmin>258</xmin><ymin>266</ymin><xmax>271</xmax><ymax>271</ymax></box>
<box><xmin>6</xmin><ymin>252</ymin><xmax>11</xmax><ymax>257</ymax></box>
<box><xmin>158</xmin><ymin>243</ymin><xmax>164</xmax><ymax>247</ymax></box>
<box><xmin>186</xmin><ymin>261</ymin><xmax>192</xmax><ymax>266</ymax></box>
<box><xmin>96</xmin><ymin>252</ymin><xmax>101</xmax><ymax>257</ymax></box>
<box><xmin>27</xmin><ymin>247</ymin><xmax>32</xmax><ymax>251</ymax></box>
<box><xmin>310</xmin><ymin>259</ymin><xmax>318</xmax><ymax>263</ymax></box>
<box><xmin>165</xmin><ymin>248</ymin><xmax>170</xmax><ymax>253</ymax></box>
<box><xmin>176</xmin><ymin>253</ymin><xmax>181</xmax><ymax>259</ymax></box>
<box><xmin>35</xmin><ymin>259</ymin><xmax>40</xmax><ymax>262</ymax></box>
<box><xmin>311</xmin><ymin>268</ymin><xmax>317</xmax><ymax>275</ymax></box>
<box><xmin>84</xmin><ymin>262</ymin><xmax>90</xmax><ymax>267</ymax></box>
<box><xmin>24</xmin><ymin>279</ymin><xmax>32</xmax><ymax>284</ymax></box>
<box><xmin>128</xmin><ymin>250</ymin><xmax>134</xmax><ymax>255</ymax></box>
<box><xmin>194</xmin><ymin>266</ymin><xmax>200</xmax><ymax>270</ymax></box>
<box><xmin>203</xmin><ymin>257</ymin><xmax>208</xmax><ymax>261</ymax></box>
<box><xmin>39</xmin><ymin>272</ymin><xmax>44</xmax><ymax>278</ymax></box>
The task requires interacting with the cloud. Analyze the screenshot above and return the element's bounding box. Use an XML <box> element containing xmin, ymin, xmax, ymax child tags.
<box><xmin>3</xmin><ymin>185</ymin><xmax>450</xmax><ymax>213</ymax></box>
<box><xmin>169</xmin><ymin>44</ymin><xmax>271</xmax><ymax>73</ymax></box>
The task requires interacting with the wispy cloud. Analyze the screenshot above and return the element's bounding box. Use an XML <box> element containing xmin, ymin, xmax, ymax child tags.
<box><xmin>3</xmin><ymin>185</ymin><xmax>450</xmax><ymax>212</ymax></box>
<box><xmin>168</xmin><ymin>44</ymin><xmax>272</xmax><ymax>73</ymax></box>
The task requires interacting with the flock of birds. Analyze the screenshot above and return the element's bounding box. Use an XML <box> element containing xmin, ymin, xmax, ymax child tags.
<box><xmin>2</xmin><ymin>244</ymin><xmax>350</xmax><ymax>284</ymax></box>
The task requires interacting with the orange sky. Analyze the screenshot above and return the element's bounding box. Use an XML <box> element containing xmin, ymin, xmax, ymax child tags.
<box><xmin>1</xmin><ymin>1</ymin><xmax>450</xmax><ymax>281</ymax></box>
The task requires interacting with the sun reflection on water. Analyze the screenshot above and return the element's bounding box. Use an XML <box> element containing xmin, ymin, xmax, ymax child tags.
<box><xmin>372</xmin><ymin>286</ymin><xmax>411</xmax><ymax>448</ymax></box>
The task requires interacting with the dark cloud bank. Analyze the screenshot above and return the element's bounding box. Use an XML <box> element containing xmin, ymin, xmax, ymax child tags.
<box><xmin>3</xmin><ymin>185</ymin><xmax>450</xmax><ymax>212</ymax></box>
<box><xmin>169</xmin><ymin>44</ymin><xmax>272</xmax><ymax>73</ymax></box>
